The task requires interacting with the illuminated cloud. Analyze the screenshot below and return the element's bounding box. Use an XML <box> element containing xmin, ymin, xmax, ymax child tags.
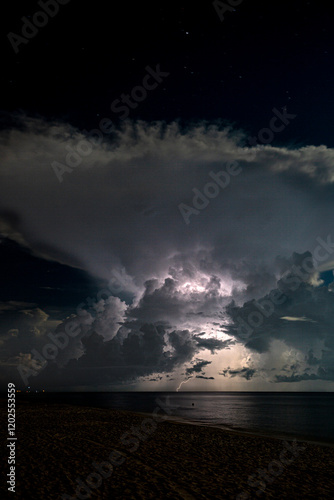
<box><xmin>1</xmin><ymin>118</ymin><xmax>334</xmax><ymax>390</ymax></box>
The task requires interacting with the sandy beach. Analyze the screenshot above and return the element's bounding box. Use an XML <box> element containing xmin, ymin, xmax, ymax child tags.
<box><xmin>1</xmin><ymin>400</ymin><xmax>334</xmax><ymax>499</ymax></box>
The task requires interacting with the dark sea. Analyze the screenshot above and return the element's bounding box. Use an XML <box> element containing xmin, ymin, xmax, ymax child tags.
<box><xmin>18</xmin><ymin>392</ymin><xmax>334</xmax><ymax>445</ymax></box>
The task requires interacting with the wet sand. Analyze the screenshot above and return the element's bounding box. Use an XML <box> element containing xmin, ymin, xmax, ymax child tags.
<box><xmin>1</xmin><ymin>400</ymin><xmax>334</xmax><ymax>499</ymax></box>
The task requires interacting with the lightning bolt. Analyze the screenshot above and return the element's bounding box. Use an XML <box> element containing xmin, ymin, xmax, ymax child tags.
<box><xmin>176</xmin><ymin>377</ymin><xmax>192</xmax><ymax>392</ymax></box>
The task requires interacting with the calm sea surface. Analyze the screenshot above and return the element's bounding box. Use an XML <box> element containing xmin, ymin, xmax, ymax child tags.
<box><xmin>18</xmin><ymin>392</ymin><xmax>334</xmax><ymax>444</ymax></box>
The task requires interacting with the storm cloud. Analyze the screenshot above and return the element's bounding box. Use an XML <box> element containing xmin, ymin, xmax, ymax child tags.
<box><xmin>1</xmin><ymin>116</ymin><xmax>334</xmax><ymax>390</ymax></box>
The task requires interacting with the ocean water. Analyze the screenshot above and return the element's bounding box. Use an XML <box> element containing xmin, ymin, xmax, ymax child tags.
<box><xmin>19</xmin><ymin>391</ymin><xmax>334</xmax><ymax>444</ymax></box>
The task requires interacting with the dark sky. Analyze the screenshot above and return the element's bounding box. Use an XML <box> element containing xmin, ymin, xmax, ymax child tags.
<box><xmin>1</xmin><ymin>0</ymin><xmax>334</xmax><ymax>391</ymax></box>
<box><xmin>2</xmin><ymin>0</ymin><xmax>334</xmax><ymax>143</ymax></box>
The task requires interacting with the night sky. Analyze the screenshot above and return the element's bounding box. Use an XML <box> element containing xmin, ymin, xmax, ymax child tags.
<box><xmin>1</xmin><ymin>0</ymin><xmax>334</xmax><ymax>391</ymax></box>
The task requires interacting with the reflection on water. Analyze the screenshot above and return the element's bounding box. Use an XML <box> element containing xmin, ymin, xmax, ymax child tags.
<box><xmin>18</xmin><ymin>391</ymin><xmax>334</xmax><ymax>443</ymax></box>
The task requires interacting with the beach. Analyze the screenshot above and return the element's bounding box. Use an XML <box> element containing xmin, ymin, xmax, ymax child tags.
<box><xmin>1</xmin><ymin>400</ymin><xmax>334</xmax><ymax>499</ymax></box>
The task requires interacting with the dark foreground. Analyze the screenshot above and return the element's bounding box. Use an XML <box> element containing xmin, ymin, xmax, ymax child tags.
<box><xmin>1</xmin><ymin>401</ymin><xmax>334</xmax><ymax>499</ymax></box>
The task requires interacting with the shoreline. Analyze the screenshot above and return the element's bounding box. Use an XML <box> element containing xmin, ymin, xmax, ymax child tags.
<box><xmin>126</xmin><ymin>409</ymin><xmax>334</xmax><ymax>449</ymax></box>
<box><xmin>3</xmin><ymin>395</ymin><xmax>334</xmax><ymax>447</ymax></box>
<box><xmin>2</xmin><ymin>400</ymin><xmax>334</xmax><ymax>498</ymax></box>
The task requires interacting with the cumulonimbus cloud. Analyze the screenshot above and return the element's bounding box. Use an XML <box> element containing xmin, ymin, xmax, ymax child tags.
<box><xmin>2</xmin><ymin>116</ymin><xmax>334</xmax><ymax>389</ymax></box>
